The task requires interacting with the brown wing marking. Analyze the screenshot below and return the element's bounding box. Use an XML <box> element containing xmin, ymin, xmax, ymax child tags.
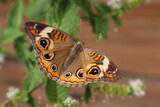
<box><xmin>103</xmin><ymin>60</ymin><xmax>121</xmax><ymax>82</ymax></box>
<box><xmin>58</xmin><ymin>53</ymin><xmax>85</xmax><ymax>87</ymax></box>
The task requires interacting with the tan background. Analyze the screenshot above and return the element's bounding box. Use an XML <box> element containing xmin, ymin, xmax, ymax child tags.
<box><xmin>0</xmin><ymin>0</ymin><xmax>160</xmax><ymax>107</ymax></box>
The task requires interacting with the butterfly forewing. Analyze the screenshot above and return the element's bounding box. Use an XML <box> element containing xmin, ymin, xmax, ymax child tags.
<box><xmin>25</xmin><ymin>22</ymin><xmax>75</xmax><ymax>82</ymax></box>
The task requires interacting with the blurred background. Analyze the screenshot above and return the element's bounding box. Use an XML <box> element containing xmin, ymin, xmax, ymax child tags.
<box><xmin>0</xmin><ymin>0</ymin><xmax>160</xmax><ymax>107</ymax></box>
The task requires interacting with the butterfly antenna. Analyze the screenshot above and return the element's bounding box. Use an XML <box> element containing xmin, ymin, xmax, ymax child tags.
<box><xmin>79</xmin><ymin>19</ymin><xmax>84</xmax><ymax>42</ymax></box>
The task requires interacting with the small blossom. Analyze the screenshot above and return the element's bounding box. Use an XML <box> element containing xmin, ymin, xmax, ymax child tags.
<box><xmin>63</xmin><ymin>96</ymin><xmax>78</xmax><ymax>107</ymax></box>
<box><xmin>97</xmin><ymin>32</ymin><xmax>104</xmax><ymax>40</ymax></box>
<box><xmin>107</xmin><ymin>0</ymin><xmax>122</xmax><ymax>9</ymax></box>
<box><xmin>6</xmin><ymin>87</ymin><xmax>20</xmax><ymax>99</ymax></box>
<box><xmin>129</xmin><ymin>79</ymin><xmax>145</xmax><ymax>97</ymax></box>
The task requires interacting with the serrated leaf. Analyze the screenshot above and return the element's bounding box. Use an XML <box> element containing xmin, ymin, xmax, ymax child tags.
<box><xmin>84</xmin><ymin>84</ymin><xmax>92</xmax><ymax>103</ymax></box>
<box><xmin>8</xmin><ymin>0</ymin><xmax>23</xmax><ymax>28</ymax></box>
<box><xmin>0</xmin><ymin>27</ymin><xmax>23</xmax><ymax>43</ymax></box>
<box><xmin>24</xmin><ymin>0</ymin><xmax>51</xmax><ymax>21</ymax></box>
<box><xmin>46</xmin><ymin>0</ymin><xmax>70</xmax><ymax>25</ymax></box>
<box><xmin>72</xmin><ymin>0</ymin><xmax>93</xmax><ymax>17</ymax></box>
<box><xmin>14</xmin><ymin>90</ymin><xmax>29</xmax><ymax>105</ymax></box>
<box><xmin>46</xmin><ymin>3</ymin><xmax>61</xmax><ymax>26</ymax></box>
<box><xmin>23</xmin><ymin>69</ymin><xmax>44</xmax><ymax>92</ymax></box>
<box><xmin>60</xmin><ymin>4</ymin><xmax>80</xmax><ymax>36</ymax></box>
<box><xmin>14</xmin><ymin>36</ymin><xmax>31</xmax><ymax>61</ymax></box>
<box><xmin>112</xmin><ymin>15</ymin><xmax>122</xmax><ymax>26</ymax></box>
<box><xmin>27</xmin><ymin>94</ymin><xmax>37</xmax><ymax>107</ymax></box>
<box><xmin>14</xmin><ymin>36</ymin><xmax>38</xmax><ymax>73</ymax></box>
<box><xmin>45</xmin><ymin>78</ymin><xmax>69</xmax><ymax>102</ymax></box>
<box><xmin>90</xmin><ymin>16</ymin><xmax>109</xmax><ymax>40</ymax></box>
<box><xmin>94</xmin><ymin>2</ymin><xmax>111</xmax><ymax>15</ymax></box>
<box><xmin>0</xmin><ymin>47</ymin><xmax>10</xmax><ymax>54</ymax></box>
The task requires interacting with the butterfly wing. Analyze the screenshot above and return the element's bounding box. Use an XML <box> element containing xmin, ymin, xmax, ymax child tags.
<box><xmin>56</xmin><ymin>45</ymin><xmax>121</xmax><ymax>87</ymax></box>
<box><xmin>24</xmin><ymin>22</ymin><xmax>121</xmax><ymax>87</ymax></box>
<box><xmin>57</xmin><ymin>54</ymin><xmax>85</xmax><ymax>87</ymax></box>
<box><xmin>24</xmin><ymin>22</ymin><xmax>75</xmax><ymax>81</ymax></box>
<box><xmin>81</xmin><ymin>48</ymin><xmax>121</xmax><ymax>83</ymax></box>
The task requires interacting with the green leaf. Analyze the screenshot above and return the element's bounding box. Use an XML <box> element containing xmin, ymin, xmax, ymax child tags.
<box><xmin>72</xmin><ymin>0</ymin><xmax>93</xmax><ymax>17</ymax></box>
<box><xmin>23</xmin><ymin>69</ymin><xmax>44</xmax><ymax>92</ymax></box>
<box><xmin>24</xmin><ymin>0</ymin><xmax>51</xmax><ymax>21</ymax></box>
<box><xmin>90</xmin><ymin>16</ymin><xmax>109</xmax><ymax>40</ymax></box>
<box><xmin>8</xmin><ymin>0</ymin><xmax>23</xmax><ymax>28</ymax></box>
<box><xmin>14</xmin><ymin>36</ymin><xmax>38</xmax><ymax>73</ymax></box>
<box><xmin>60</xmin><ymin>4</ymin><xmax>80</xmax><ymax>36</ymax></box>
<box><xmin>45</xmin><ymin>78</ymin><xmax>69</xmax><ymax>102</ymax></box>
<box><xmin>53</xmin><ymin>103</ymin><xmax>63</xmax><ymax>107</ymax></box>
<box><xmin>27</xmin><ymin>94</ymin><xmax>37</xmax><ymax>107</ymax></box>
<box><xmin>112</xmin><ymin>15</ymin><xmax>122</xmax><ymax>26</ymax></box>
<box><xmin>14</xmin><ymin>36</ymin><xmax>31</xmax><ymax>61</ymax></box>
<box><xmin>94</xmin><ymin>2</ymin><xmax>111</xmax><ymax>15</ymax></box>
<box><xmin>0</xmin><ymin>47</ymin><xmax>10</xmax><ymax>54</ymax></box>
<box><xmin>46</xmin><ymin>0</ymin><xmax>70</xmax><ymax>25</ymax></box>
<box><xmin>46</xmin><ymin>3</ymin><xmax>61</xmax><ymax>26</ymax></box>
<box><xmin>84</xmin><ymin>84</ymin><xmax>92</xmax><ymax>103</ymax></box>
<box><xmin>0</xmin><ymin>27</ymin><xmax>23</xmax><ymax>43</ymax></box>
<box><xmin>13</xmin><ymin>90</ymin><xmax>29</xmax><ymax>106</ymax></box>
<box><xmin>74</xmin><ymin>37</ymin><xmax>80</xmax><ymax>42</ymax></box>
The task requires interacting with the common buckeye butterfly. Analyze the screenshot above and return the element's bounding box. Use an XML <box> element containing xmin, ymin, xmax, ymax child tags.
<box><xmin>24</xmin><ymin>22</ymin><xmax>121</xmax><ymax>87</ymax></box>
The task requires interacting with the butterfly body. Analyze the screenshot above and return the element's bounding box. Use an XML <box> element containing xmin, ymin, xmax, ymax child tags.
<box><xmin>24</xmin><ymin>22</ymin><xmax>121</xmax><ymax>87</ymax></box>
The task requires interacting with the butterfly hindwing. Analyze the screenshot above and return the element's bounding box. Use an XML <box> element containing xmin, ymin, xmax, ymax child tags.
<box><xmin>82</xmin><ymin>48</ymin><xmax>121</xmax><ymax>83</ymax></box>
<box><xmin>36</xmin><ymin>49</ymin><xmax>71</xmax><ymax>80</ymax></box>
<box><xmin>58</xmin><ymin>55</ymin><xmax>85</xmax><ymax>87</ymax></box>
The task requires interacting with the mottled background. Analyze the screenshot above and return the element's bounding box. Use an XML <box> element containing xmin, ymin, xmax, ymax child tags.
<box><xmin>0</xmin><ymin>0</ymin><xmax>160</xmax><ymax>107</ymax></box>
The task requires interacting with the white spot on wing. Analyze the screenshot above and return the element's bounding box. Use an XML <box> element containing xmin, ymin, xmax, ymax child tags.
<box><xmin>35</xmin><ymin>37</ymin><xmax>41</xmax><ymax>41</ymax></box>
<box><xmin>39</xmin><ymin>27</ymin><xmax>54</xmax><ymax>38</ymax></box>
<box><xmin>34</xmin><ymin>24</ymin><xmax>38</xmax><ymax>29</ymax></box>
<box><xmin>99</xmin><ymin>72</ymin><xmax>104</xmax><ymax>77</ymax></box>
<box><xmin>98</xmin><ymin>56</ymin><xmax>110</xmax><ymax>72</ymax></box>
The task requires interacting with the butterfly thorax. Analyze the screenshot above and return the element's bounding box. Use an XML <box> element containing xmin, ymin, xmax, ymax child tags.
<box><xmin>62</xmin><ymin>42</ymin><xmax>83</xmax><ymax>72</ymax></box>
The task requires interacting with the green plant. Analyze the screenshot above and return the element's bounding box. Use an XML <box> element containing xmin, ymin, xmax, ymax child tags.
<box><xmin>0</xmin><ymin>0</ymin><xmax>145</xmax><ymax>107</ymax></box>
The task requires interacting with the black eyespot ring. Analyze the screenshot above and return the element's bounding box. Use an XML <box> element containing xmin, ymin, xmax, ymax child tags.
<box><xmin>88</xmin><ymin>66</ymin><xmax>100</xmax><ymax>75</ymax></box>
<box><xmin>39</xmin><ymin>38</ymin><xmax>49</xmax><ymax>49</ymax></box>
<box><xmin>65</xmin><ymin>72</ymin><xmax>72</xmax><ymax>78</ymax></box>
<box><xmin>76</xmin><ymin>69</ymin><xmax>83</xmax><ymax>78</ymax></box>
<box><xmin>107</xmin><ymin>71</ymin><xmax>113</xmax><ymax>74</ymax></box>
<box><xmin>43</xmin><ymin>52</ymin><xmax>54</xmax><ymax>61</ymax></box>
<box><xmin>51</xmin><ymin>64</ymin><xmax>57</xmax><ymax>72</ymax></box>
<box><xmin>89</xmin><ymin>69</ymin><xmax>99</xmax><ymax>75</ymax></box>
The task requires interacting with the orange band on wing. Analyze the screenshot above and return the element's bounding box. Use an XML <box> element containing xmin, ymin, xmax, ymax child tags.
<box><xmin>89</xmin><ymin>51</ymin><xmax>96</xmax><ymax>56</ymax></box>
<box><xmin>54</xmin><ymin>31</ymin><xmax>60</xmax><ymax>39</ymax></box>
<box><xmin>61</xmin><ymin>34</ymin><xmax>67</xmax><ymax>42</ymax></box>
<box><xmin>86</xmin><ymin>74</ymin><xmax>98</xmax><ymax>79</ymax></box>
<box><xmin>29</xmin><ymin>27</ymin><xmax>38</xmax><ymax>35</ymax></box>
<box><xmin>39</xmin><ymin>56</ymin><xmax>59</xmax><ymax>77</ymax></box>
<box><xmin>105</xmin><ymin>73</ymin><xmax>116</xmax><ymax>78</ymax></box>
<box><xmin>94</xmin><ymin>54</ymin><xmax>102</xmax><ymax>61</ymax></box>
<box><xmin>60</xmin><ymin>75</ymin><xmax>84</xmax><ymax>82</ymax></box>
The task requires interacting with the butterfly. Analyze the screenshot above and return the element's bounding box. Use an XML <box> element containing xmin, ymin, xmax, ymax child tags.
<box><xmin>24</xmin><ymin>22</ymin><xmax>121</xmax><ymax>87</ymax></box>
